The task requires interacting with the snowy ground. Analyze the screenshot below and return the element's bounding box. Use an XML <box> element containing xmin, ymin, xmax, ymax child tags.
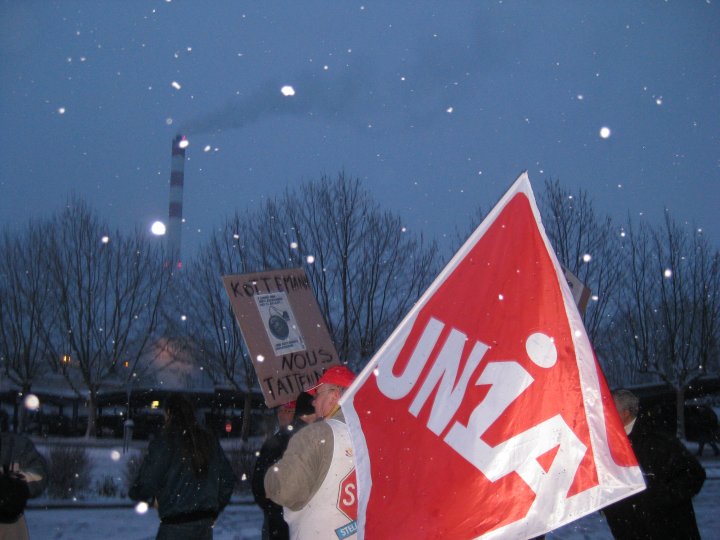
<box><xmin>25</xmin><ymin>440</ymin><xmax>720</xmax><ymax>539</ymax></box>
<box><xmin>26</xmin><ymin>504</ymin><xmax>262</xmax><ymax>540</ymax></box>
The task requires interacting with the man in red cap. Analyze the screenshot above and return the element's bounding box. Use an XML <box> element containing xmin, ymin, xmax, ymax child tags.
<box><xmin>264</xmin><ymin>365</ymin><xmax>357</xmax><ymax>539</ymax></box>
<box><xmin>253</xmin><ymin>393</ymin><xmax>317</xmax><ymax>539</ymax></box>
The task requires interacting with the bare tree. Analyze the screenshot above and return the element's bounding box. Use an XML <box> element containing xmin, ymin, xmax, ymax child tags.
<box><xmin>538</xmin><ymin>179</ymin><xmax>627</xmax><ymax>384</ymax></box>
<box><xmin>0</xmin><ymin>221</ymin><xmax>57</xmax><ymax>431</ymax></box>
<box><xmin>282</xmin><ymin>173</ymin><xmax>440</xmax><ymax>368</ymax></box>
<box><xmin>620</xmin><ymin>212</ymin><xmax>720</xmax><ymax>437</ymax></box>
<box><xmin>458</xmin><ymin>179</ymin><xmax>628</xmax><ymax>384</ymax></box>
<box><xmin>44</xmin><ymin>197</ymin><xmax>171</xmax><ymax>437</ymax></box>
<box><xmin>179</xmin><ymin>172</ymin><xmax>441</xmax><ymax>431</ymax></box>
<box><xmin>111</xmin><ymin>229</ymin><xmax>174</xmax><ymax>418</ymax></box>
<box><xmin>174</xmin><ymin>215</ymin><xmax>263</xmax><ymax>440</ymax></box>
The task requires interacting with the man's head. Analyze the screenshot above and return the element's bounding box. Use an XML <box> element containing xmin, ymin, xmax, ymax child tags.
<box><xmin>307</xmin><ymin>365</ymin><xmax>356</xmax><ymax>418</ymax></box>
<box><xmin>612</xmin><ymin>389</ymin><xmax>639</xmax><ymax>427</ymax></box>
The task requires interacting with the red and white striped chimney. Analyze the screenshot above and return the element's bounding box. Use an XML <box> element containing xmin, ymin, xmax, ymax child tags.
<box><xmin>168</xmin><ymin>134</ymin><xmax>187</xmax><ymax>268</ymax></box>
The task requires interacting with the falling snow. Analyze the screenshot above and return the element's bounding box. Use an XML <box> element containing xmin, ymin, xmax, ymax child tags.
<box><xmin>1</xmin><ymin>3</ymin><xmax>719</xmax><ymax>536</ymax></box>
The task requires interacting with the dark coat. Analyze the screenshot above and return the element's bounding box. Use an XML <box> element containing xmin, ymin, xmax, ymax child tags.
<box><xmin>603</xmin><ymin>416</ymin><xmax>706</xmax><ymax>540</ymax></box>
<box><xmin>129</xmin><ymin>430</ymin><xmax>236</xmax><ymax>522</ymax></box>
<box><xmin>0</xmin><ymin>432</ymin><xmax>48</xmax><ymax>539</ymax></box>
<box><xmin>251</xmin><ymin>419</ymin><xmax>307</xmax><ymax>540</ymax></box>
<box><xmin>0</xmin><ymin>433</ymin><xmax>48</xmax><ymax>499</ymax></box>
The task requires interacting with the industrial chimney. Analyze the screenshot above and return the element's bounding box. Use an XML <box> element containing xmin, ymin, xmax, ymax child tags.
<box><xmin>167</xmin><ymin>134</ymin><xmax>187</xmax><ymax>269</ymax></box>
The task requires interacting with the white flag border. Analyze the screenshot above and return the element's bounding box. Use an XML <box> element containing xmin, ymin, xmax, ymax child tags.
<box><xmin>341</xmin><ymin>172</ymin><xmax>645</xmax><ymax>539</ymax></box>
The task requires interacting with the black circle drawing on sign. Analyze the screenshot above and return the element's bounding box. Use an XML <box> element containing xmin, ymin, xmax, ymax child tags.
<box><xmin>268</xmin><ymin>314</ymin><xmax>290</xmax><ymax>340</ymax></box>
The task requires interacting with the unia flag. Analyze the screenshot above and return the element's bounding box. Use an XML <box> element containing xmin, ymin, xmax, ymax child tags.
<box><xmin>340</xmin><ymin>173</ymin><xmax>644</xmax><ymax>539</ymax></box>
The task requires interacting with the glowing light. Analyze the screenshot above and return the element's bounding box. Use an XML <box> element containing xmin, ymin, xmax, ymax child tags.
<box><xmin>582</xmin><ymin>254</ymin><xmax>592</xmax><ymax>263</ymax></box>
<box><xmin>446</xmin><ymin>106</ymin><xmax>454</xmax><ymax>113</ymax></box>
<box><xmin>498</xmin><ymin>294</ymin><xmax>504</xmax><ymax>301</ymax></box>
<box><xmin>655</xmin><ymin>97</ymin><xmax>663</xmax><ymax>105</ymax></box>
<box><xmin>58</xmin><ymin>107</ymin><xmax>66</xmax><ymax>114</ymax></box>
<box><xmin>281</xmin><ymin>85</ymin><xmax>295</xmax><ymax>96</ymax></box>
<box><xmin>290</xmin><ymin>241</ymin><xmax>298</xmax><ymax>249</ymax></box>
<box><xmin>101</xmin><ymin>236</ymin><xmax>110</xmax><ymax>244</ymax></box>
<box><xmin>135</xmin><ymin>502</ymin><xmax>149</xmax><ymax>514</ymax></box>
<box><xmin>151</xmin><ymin>400</ymin><xmax>160</xmax><ymax>409</ymax></box>
<box><xmin>257</xmin><ymin>355</ymin><xmax>265</xmax><ymax>363</ymax></box>
<box><xmin>306</xmin><ymin>255</ymin><xmax>315</xmax><ymax>264</ymax></box>
<box><xmin>599</xmin><ymin>126</ymin><xmax>611</xmax><ymax>139</ymax></box>
<box><xmin>110</xmin><ymin>450</ymin><xmax>121</xmax><ymax>461</ymax></box>
<box><xmin>203</xmin><ymin>145</ymin><xmax>211</xmax><ymax>152</ymax></box>
<box><xmin>171</xmin><ymin>81</ymin><xmax>181</xmax><ymax>90</ymax></box>
<box><xmin>664</xmin><ymin>268</ymin><xmax>673</xmax><ymax>278</ymax></box>
<box><xmin>151</xmin><ymin>221</ymin><xmax>166</xmax><ymax>236</ymax></box>
<box><xmin>178</xmin><ymin>138</ymin><xmax>189</xmax><ymax>149</ymax></box>
<box><xmin>24</xmin><ymin>394</ymin><xmax>40</xmax><ymax>411</ymax></box>
<box><xmin>180</xmin><ymin>315</ymin><xmax>187</xmax><ymax>322</ymax></box>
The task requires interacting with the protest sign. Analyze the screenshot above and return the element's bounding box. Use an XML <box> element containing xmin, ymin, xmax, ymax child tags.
<box><xmin>223</xmin><ymin>267</ymin><xmax>340</xmax><ymax>407</ymax></box>
<box><xmin>341</xmin><ymin>172</ymin><xmax>644</xmax><ymax>539</ymax></box>
<box><xmin>562</xmin><ymin>265</ymin><xmax>592</xmax><ymax>315</ymax></box>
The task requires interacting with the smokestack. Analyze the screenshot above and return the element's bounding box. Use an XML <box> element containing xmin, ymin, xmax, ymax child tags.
<box><xmin>168</xmin><ymin>134</ymin><xmax>187</xmax><ymax>269</ymax></box>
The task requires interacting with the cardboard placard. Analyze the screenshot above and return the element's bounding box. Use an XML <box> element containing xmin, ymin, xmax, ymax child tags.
<box><xmin>562</xmin><ymin>265</ymin><xmax>592</xmax><ymax>315</ymax></box>
<box><xmin>223</xmin><ymin>268</ymin><xmax>340</xmax><ymax>407</ymax></box>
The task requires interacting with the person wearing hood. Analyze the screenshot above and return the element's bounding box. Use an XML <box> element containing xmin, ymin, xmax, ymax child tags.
<box><xmin>129</xmin><ymin>395</ymin><xmax>236</xmax><ymax>540</ymax></box>
<box><xmin>0</xmin><ymin>411</ymin><xmax>48</xmax><ymax>540</ymax></box>
<box><xmin>264</xmin><ymin>365</ymin><xmax>357</xmax><ymax>540</ymax></box>
<box><xmin>603</xmin><ymin>389</ymin><xmax>705</xmax><ymax>540</ymax></box>
<box><xmin>252</xmin><ymin>392</ymin><xmax>317</xmax><ymax>539</ymax></box>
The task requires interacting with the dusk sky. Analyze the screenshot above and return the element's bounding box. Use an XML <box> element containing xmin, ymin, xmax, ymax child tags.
<box><xmin>1</xmin><ymin>1</ymin><xmax>718</xmax><ymax>259</ymax></box>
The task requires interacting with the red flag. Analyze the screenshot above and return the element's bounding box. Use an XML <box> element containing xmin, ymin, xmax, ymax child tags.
<box><xmin>341</xmin><ymin>173</ymin><xmax>644</xmax><ymax>539</ymax></box>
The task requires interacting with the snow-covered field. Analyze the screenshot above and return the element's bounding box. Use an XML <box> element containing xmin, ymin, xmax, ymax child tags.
<box><xmin>26</xmin><ymin>478</ymin><xmax>720</xmax><ymax>540</ymax></box>
<box><xmin>26</xmin><ymin>504</ymin><xmax>263</xmax><ymax>540</ymax></box>
<box><xmin>24</xmin><ymin>440</ymin><xmax>720</xmax><ymax>539</ymax></box>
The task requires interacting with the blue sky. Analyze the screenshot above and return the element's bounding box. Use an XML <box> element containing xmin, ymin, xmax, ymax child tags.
<box><xmin>1</xmin><ymin>1</ymin><xmax>718</xmax><ymax>257</ymax></box>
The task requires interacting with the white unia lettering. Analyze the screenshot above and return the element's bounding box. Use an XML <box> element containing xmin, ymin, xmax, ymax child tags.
<box><xmin>376</xmin><ymin>319</ymin><xmax>587</xmax><ymax>503</ymax></box>
<box><xmin>376</xmin><ymin>318</ymin><xmax>444</xmax><ymax>400</ymax></box>
<box><xmin>408</xmin><ymin>328</ymin><xmax>489</xmax><ymax>435</ymax></box>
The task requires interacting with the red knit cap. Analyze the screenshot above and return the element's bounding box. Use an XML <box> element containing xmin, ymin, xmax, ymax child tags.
<box><xmin>306</xmin><ymin>365</ymin><xmax>356</xmax><ymax>395</ymax></box>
